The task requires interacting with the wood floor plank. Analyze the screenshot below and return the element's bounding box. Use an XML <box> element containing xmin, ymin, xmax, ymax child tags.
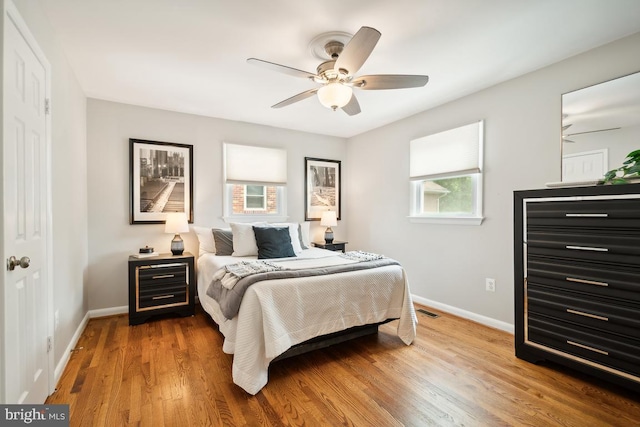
<box><xmin>46</xmin><ymin>305</ymin><xmax>640</xmax><ymax>426</ymax></box>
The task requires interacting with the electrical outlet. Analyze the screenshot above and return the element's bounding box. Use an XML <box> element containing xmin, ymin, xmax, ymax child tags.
<box><xmin>485</xmin><ymin>278</ymin><xmax>496</xmax><ymax>292</ymax></box>
<box><xmin>54</xmin><ymin>310</ymin><xmax>59</xmax><ymax>330</ymax></box>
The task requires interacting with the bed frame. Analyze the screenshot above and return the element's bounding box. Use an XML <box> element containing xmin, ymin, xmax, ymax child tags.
<box><xmin>272</xmin><ymin>318</ymin><xmax>395</xmax><ymax>362</ymax></box>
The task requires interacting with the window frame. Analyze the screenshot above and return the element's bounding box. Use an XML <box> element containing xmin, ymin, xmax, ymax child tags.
<box><xmin>408</xmin><ymin>121</ymin><xmax>484</xmax><ymax>225</ymax></box>
<box><xmin>223</xmin><ymin>183</ymin><xmax>287</xmax><ymax>222</ymax></box>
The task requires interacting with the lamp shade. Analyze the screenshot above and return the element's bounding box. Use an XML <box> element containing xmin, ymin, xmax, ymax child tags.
<box><xmin>165</xmin><ymin>212</ymin><xmax>189</xmax><ymax>234</ymax></box>
<box><xmin>320</xmin><ymin>210</ymin><xmax>338</xmax><ymax>227</ymax></box>
<box><xmin>317</xmin><ymin>83</ymin><xmax>352</xmax><ymax>110</ymax></box>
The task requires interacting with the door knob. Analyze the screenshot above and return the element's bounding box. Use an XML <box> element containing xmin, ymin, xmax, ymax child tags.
<box><xmin>7</xmin><ymin>256</ymin><xmax>30</xmax><ymax>271</ymax></box>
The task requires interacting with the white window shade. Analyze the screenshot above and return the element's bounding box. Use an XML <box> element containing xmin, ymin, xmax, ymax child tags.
<box><xmin>224</xmin><ymin>143</ymin><xmax>287</xmax><ymax>185</ymax></box>
<box><xmin>410</xmin><ymin>121</ymin><xmax>483</xmax><ymax>181</ymax></box>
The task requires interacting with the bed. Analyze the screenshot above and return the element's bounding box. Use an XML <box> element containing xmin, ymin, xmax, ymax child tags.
<box><xmin>194</xmin><ymin>223</ymin><xmax>417</xmax><ymax>395</ymax></box>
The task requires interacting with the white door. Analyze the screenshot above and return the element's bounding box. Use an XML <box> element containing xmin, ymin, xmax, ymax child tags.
<box><xmin>3</xmin><ymin>2</ymin><xmax>51</xmax><ymax>404</ymax></box>
<box><xmin>562</xmin><ymin>149</ymin><xmax>608</xmax><ymax>183</ymax></box>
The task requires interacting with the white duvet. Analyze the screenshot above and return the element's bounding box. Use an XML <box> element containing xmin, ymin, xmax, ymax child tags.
<box><xmin>197</xmin><ymin>248</ymin><xmax>417</xmax><ymax>395</ymax></box>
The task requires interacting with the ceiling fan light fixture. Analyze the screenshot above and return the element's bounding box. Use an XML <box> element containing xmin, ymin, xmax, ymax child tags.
<box><xmin>317</xmin><ymin>82</ymin><xmax>352</xmax><ymax>110</ymax></box>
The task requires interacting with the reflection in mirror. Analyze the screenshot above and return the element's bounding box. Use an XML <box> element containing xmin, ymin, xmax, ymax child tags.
<box><xmin>561</xmin><ymin>71</ymin><xmax>640</xmax><ymax>183</ymax></box>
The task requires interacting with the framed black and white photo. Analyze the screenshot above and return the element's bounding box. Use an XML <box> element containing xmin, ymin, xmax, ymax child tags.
<box><xmin>304</xmin><ymin>157</ymin><xmax>341</xmax><ymax>221</ymax></box>
<box><xmin>130</xmin><ymin>138</ymin><xmax>193</xmax><ymax>224</ymax></box>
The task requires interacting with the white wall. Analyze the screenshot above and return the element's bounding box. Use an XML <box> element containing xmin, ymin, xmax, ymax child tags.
<box><xmin>346</xmin><ymin>32</ymin><xmax>640</xmax><ymax>327</ymax></box>
<box><xmin>86</xmin><ymin>99</ymin><xmax>346</xmax><ymax>310</ymax></box>
<box><xmin>9</xmin><ymin>0</ymin><xmax>88</xmax><ymax>379</ymax></box>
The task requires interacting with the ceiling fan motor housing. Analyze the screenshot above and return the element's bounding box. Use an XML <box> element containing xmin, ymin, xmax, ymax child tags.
<box><xmin>316</xmin><ymin>60</ymin><xmax>347</xmax><ymax>82</ymax></box>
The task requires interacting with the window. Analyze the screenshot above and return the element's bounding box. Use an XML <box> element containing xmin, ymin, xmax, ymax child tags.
<box><xmin>409</xmin><ymin>121</ymin><xmax>484</xmax><ymax>224</ymax></box>
<box><xmin>244</xmin><ymin>185</ymin><xmax>266</xmax><ymax>210</ymax></box>
<box><xmin>223</xmin><ymin>143</ymin><xmax>287</xmax><ymax>220</ymax></box>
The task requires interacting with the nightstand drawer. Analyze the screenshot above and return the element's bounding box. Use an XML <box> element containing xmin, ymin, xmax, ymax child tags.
<box><xmin>138</xmin><ymin>263</ymin><xmax>187</xmax><ymax>286</ymax></box>
<box><xmin>138</xmin><ymin>287</ymin><xmax>188</xmax><ymax>310</ymax></box>
<box><xmin>312</xmin><ymin>241</ymin><xmax>347</xmax><ymax>252</ymax></box>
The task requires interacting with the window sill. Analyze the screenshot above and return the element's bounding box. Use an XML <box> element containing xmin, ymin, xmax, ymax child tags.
<box><xmin>408</xmin><ymin>216</ymin><xmax>484</xmax><ymax>225</ymax></box>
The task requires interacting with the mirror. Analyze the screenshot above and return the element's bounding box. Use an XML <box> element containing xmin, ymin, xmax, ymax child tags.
<box><xmin>561</xmin><ymin>71</ymin><xmax>640</xmax><ymax>183</ymax></box>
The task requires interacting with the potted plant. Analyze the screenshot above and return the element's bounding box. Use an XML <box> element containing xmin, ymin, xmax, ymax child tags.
<box><xmin>602</xmin><ymin>149</ymin><xmax>640</xmax><ymax>184</ymax></box>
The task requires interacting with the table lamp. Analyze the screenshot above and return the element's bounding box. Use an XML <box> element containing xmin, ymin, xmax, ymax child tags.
<box><xmin>165</xmin><ymin>212</ymin><xmax>189</xmax><ymax>255</ymax></box>
<box><xmin>320</xmin><ymin>210</ymin><xmax>337</xmax><ymax>244</ymax></box>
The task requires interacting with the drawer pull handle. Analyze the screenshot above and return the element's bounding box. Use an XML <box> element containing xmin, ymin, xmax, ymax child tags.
<box><xmin>565</xmin><ymin>245</ymin><xmax>608</xmax><ymax>252</ymax></box>
<box><xmin>152</xmin><ymin>274</ymin><xmax>175</xmax><ymax>279</ymax></box>
<box><xmin>566</xmin><ymin>308</ymin><xmax>609</xmax><ymax>321</ymax></box>
<box><xmin>567</xmin><ymin>340</ymin><xmax>609</xmax><ymax>356</ymax></box>
<box><xmin>565</xmin><ymin>213</ymin><xmax>608</xmax><ymax>217</ymax></box>
<box><xmin>565</xmin><ymin>277</ymin><xmax>609</xmax><ymax>287</ymax></box>
<box><xmin>152</xmin><ymin>294</ymin><xmax>175</xmax><ymax>300</ymax></box>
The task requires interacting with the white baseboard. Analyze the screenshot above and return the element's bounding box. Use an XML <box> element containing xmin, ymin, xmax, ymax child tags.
<box><xmin>412</xmin><ymin>295</ymin><xmax>514</xmax><ymax>334</ymax></box>
<box><xmin>89</xmin><ymin>305</ymin><xmax>128</xmax><ymax>318</ymax></box>
<box><xmin>54</xmin><ymin>311</ymin><xmax>90</xmax><ymax>386</ymax></box>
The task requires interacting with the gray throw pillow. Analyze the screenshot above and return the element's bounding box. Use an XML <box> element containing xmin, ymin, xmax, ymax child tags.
<box><xmin>298</xmin><ymin>223</ymin><xmax>309</xmax><ymax>249</ymax></box>
<box><xmin>212</xmin><ymin>228</ymin><xmax>233</xmax><ymax>256</ymax></box>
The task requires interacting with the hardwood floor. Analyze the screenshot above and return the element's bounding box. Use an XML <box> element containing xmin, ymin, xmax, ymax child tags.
<box><xmin>46</xmin><ymin>305</ymin><xmax>640</xmax><ymax>426</ymax></box>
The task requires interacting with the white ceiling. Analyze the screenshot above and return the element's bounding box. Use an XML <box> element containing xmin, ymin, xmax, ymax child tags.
<box><xmin>38</xmin><ymin>0</ymin><xmax>640</xmax><ymax>138</ymax></box>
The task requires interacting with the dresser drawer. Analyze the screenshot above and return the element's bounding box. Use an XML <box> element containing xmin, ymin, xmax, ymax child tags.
<box><xmin>528</xmin><ymin>229</ymin><xmax>640</xmax><ymax>256</ymax></box>
<box><xmin>527</xmin><ymin>284</ymin><xmax>640</xmax><ymax>339</ymax></box>
<box><xmin>526</xmin><ymin>198</ymin><xmax>640</xmax><ymax>229</ymax></box>
<box><xmin>528</xmin><ymin>314</ymin><xmax>640</xmax><ymax>378</ymax></box>
<box><xmin>527</xmin><ymin>256</ymin><xmax>640</xmax><ymax>302</ymax></box>
<box><xmin>528</xmin><ymin>245</ymin><xmax>640</xmax><ymax>267</ymax></box>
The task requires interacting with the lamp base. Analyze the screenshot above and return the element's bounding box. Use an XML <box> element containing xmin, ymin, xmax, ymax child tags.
<box><xmin>170</xmin><ymin>234</ymin><xmax>184</xmax><ymax>255</ymax></box>
<box><xmin>324</xmin><ymin>227</ymin><xmax>334</xmax><ymax>244</ymax></box>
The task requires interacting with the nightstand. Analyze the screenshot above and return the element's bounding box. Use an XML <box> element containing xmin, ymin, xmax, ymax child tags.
<box><xmin>312</xmin><ymin>241</ymin><xmax>348</xmax><ymax>253</ymax></box>
<box><xmin>128</xmin><ymin>252</ymin><xmax>195</xmax><ymax>325</ymax></box>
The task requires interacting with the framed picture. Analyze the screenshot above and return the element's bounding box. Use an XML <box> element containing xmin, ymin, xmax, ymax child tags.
<box><xmin>130</xmin><ymin>138</ymin><xmax>193</xmax><ymax>224</ymax></box>
<box><xmin>304</xmin><ymin>157</ymin><xmax>341</xmax><ymax>221</ymax></box>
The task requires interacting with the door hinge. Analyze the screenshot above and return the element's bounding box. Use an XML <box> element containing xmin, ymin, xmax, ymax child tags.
<box><xmin>45</xmin><ymin>98</ymin><xmax>50</xmax><ymax>115</ymax></box>
<box><xmin>47</xmin><ymin>336</ymin><xmax>52</xmax><ymax>353</ymax></box>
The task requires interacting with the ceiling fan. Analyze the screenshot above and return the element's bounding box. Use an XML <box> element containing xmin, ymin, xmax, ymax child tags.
<box><xmin>247</xmin><ymin>26</ymin><xmax>429</xmax><ymax>116</ymax></box>
<box><xmin>562</xmin><ymin>123</ymin><xmax>621</xmax><ymax>143</ymax></box>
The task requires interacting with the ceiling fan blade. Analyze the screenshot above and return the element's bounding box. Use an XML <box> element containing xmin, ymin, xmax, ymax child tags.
<box><xmin>247</xmin><ymin>58</ymin><xmax>317</xmax><ymax>80</ymax></box>
<box><xmin>351</xmin><ymin>74</ymin><xmax>429</xmax><ymax>90</ymax></box>
<box><xmin>271</xmin><ymin>88</ymin><xmax>319</xmax><ymax>109</ymax></box>
<box><xmin>342</xmin><ymin>93</ymin><xmax>361</xmax><ymax>116</ymax></box>
<box><xmin>565</xmin><ymin>127</ymin><xmax>621</xmax><ymax>137</ymax></box>
<box><xmin>334</xmin><ymin>26</ymin><xmax>381</xmax><ymax>75</ymax></box>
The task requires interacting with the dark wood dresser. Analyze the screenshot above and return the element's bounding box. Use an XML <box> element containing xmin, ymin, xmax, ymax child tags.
<box><xmin>514</xmin><ymin>184</ymin><xmax>640</xmax><ymax>393</ymax></box>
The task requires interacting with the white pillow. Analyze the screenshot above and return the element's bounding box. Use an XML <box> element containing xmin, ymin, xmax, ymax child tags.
<box><xmin>299</xmin><ymin>221</ymin><xmax>311</xmax><ymax>248</ymax></box>
<box><xmin>191</xmin><ymin>226</ymin><xmax>216</xmax><ymax>255</ymax></box>
<box><xmin>230</xmin><ymin>222</ymin><xmax>266</xmax><ymax>256</ymax></box>
<box><xmin>271</xmin><ymin>223</ymin><xmax>303</xmax><ymax>253</ymax></box>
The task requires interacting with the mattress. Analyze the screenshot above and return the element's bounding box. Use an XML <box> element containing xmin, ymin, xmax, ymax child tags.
<box><xmin>197</xmin><ymin>248</ymin><xmax>417</xmax><ymax>394</ymax></box>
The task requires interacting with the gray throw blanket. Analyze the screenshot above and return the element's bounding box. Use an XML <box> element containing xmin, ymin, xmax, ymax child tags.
<box><xmin>207</xmin><ymin>256</ymin><xmax>400</xmax><ymax>319</ymax></box>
